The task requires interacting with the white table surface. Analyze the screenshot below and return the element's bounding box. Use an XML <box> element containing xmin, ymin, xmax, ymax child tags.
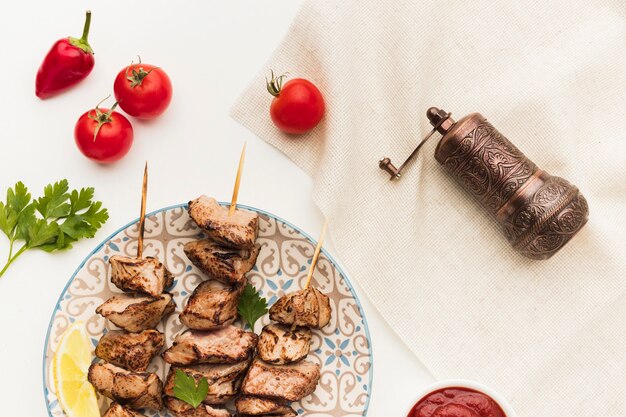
<box><xmin>0</xmin><ymin>1</ymin><xmax>433</xmax><ymax>415</ymax></box>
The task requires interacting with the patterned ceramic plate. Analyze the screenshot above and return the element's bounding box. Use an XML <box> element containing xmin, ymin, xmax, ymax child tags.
<box><xmin>43</xmin><ymin>204</ymin><xmax>372</xmax><ymax>417</ymax></box>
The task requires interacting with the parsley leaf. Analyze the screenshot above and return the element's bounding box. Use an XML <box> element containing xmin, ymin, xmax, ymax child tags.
<box><xmin>172</xmin><ymin>369</ymin><xmax>208</xmax><ymax>409</ymax></box>
<box><xmin>7</xmin><ymin>181</ymin><xmax>31</xmax><ymax>213</ymax></box>
<box><xmin>15</xmin><ymin>204</ymin><xmax>36</xmax><ymax>241</ymax></box>
<box><xmin>0</xmin><ymin>180</ymin><xmax>109</xmax><ymax>278</ymax></box>
<box><xmin>35</xmin><ymin>179</ymin><xmax>71</xmax><ymax>219</ymax></box>
<box><xmin>0</xmin><ymin>182</ymin><xmax>33</xmax><ymax>241</ymax></box>
<box><xmin>27</xmin><ymin>219</ymin><xmax>59</xmax><ymax>248</ymax></box>
<box><xmin>70</xmin><ymin>187</ymin><xmax>95</xmax><ymax>213</ymax></box>
<box><xmin>238</xmin><ymin>283</ymin><xmax>269</xmax><ymax>330</ymax></box>
<box><xmin>0</xmin><ymin>202</ymin><xmax>17</xmax><ymax>237</ymax></box>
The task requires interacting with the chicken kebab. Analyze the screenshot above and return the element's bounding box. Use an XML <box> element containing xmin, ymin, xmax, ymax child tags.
<box><xmin>155</xmin><ymin>194</ymin><xmax>260</xmax><ymax>416</ymax></box>
<box><xmin>235</xmin><ymin>223</ymin><xmax>332</xmax><ymax>417</ymax></box>
<box><xmin>233</xmin><ymin>287</ymin><xmax>331</xmax><ymax>416</ymax></box>
<box><xmin>88</xmin><ymin>165</ymin><xmax>175</xmax><ymax>414</ymax></box>
<box><xmin>171</xmin><ymin>195</ymin><xmax>260</xmax><ymax>330</ymax></box>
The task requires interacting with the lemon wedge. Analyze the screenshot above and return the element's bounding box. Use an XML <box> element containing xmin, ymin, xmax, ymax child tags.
<box><xmin>52</xmin><ymin>321</ymin><xmax>100</xmax><ymax>417</ymax></box>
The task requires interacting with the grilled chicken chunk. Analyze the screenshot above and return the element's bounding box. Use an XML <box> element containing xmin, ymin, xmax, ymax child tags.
<box><xmin>110</xmin><ymin>255</ymin><xmax>173</xmax><ymax>297</ymax></box>
<box><xmin>269</xmin><ymin>287</ymin><xmax>331</xmax><ymax>329</ymax></box>
<box><xmin>257</xmin><ymin>324</ymin><xmax>311</xmax><ymax>365</ymax></box>
<box><xmin>95</xmin><ymin>330</ymin><xmax>165</xmax><ymax>372</ymax></box>
<box><xmin>164</xmin><ymin>360</ymin><xmax>251</xmax><ymax>404</ymax></box>
<box><xmin>163</xmin><ymin>326</ymin><xmax>258</xmax><ymax>366</ymax></box>
<box><xmin>96</xmin><ymin>293</ymin><xmax>175</xmax><ymax>333</ymax></box>
<box><xmin>184</xmin><ymin>240</ymin><xmax>260</xmax><ymax>285</ymax></box>
<box><xmin>236</xmin><ymin>396</ymin><xmax>297</xmax><ymax>417</ymax></box>
<box><xmin>88</xmin><ymin>362</ymin><xmax>163</xmax><ymax>410</ymax></box>
<box><xmin>188</xmin><ymin>196</ymin><xmax>258</xmax><ymax>249</ymax></box>
<box><xmin>164</xmin><ymin>397</ymin><xmax>231</xmax><ymax>417</ymax></box>
<box><xmin>179</xmin><ymin>280</ymin><xmax>243</xmax><ymax>330</ymax></box>
<box><xmin>241</xmin><ymin>359</ymin><xmax>321</xmax><ymax>402</ymax></box>
<box><xmin>103</xmin><ymin>402</ymin><xmax>145</xmax><ymax>417</ymax></box>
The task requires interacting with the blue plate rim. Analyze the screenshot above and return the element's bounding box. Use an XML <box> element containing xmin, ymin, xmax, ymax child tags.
<box><xmin>42</xmin><ymin>202</ymin><xmax>373</xmax><ymax>416</ymax></box>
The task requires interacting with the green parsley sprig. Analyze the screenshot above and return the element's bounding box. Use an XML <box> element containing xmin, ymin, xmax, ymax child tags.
<box><xmin>238</xmin><ymin>283</ymin><xmax>269</xmax><ymax>330</ymax></box>
<box><xmin>0</xmin><ymin>180</ymin><xmax>109</xmax><ymax>278</ymax></box>
<box><xmin>172</xmin><ymin>369</ymin><xmax>208</xmax><ymax>408</ymax></box>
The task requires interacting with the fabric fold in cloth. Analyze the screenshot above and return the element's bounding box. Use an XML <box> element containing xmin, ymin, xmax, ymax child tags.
<box><xmin>231</xmin><ymin>1</ymin><xmax>626</xmax><ymax>416</ymax></box>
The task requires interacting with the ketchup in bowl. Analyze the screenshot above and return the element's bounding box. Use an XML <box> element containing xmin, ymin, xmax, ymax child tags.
<box><xmin>408</xmin><ymin>387</ymin><xmax>506</xmax><ymax>417</ymax></box>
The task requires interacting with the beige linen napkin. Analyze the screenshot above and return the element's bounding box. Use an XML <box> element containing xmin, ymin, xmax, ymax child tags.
<box><xmin>232</xmin><ymin>1</ymin><xmax>626</xmax><ymax>416</ymax></box>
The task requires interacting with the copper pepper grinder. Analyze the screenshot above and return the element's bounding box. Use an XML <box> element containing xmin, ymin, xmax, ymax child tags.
<box><xmin>379</xmin><ymin>107</ymin><xmax>589</xmax><ymax>260</ymax></box>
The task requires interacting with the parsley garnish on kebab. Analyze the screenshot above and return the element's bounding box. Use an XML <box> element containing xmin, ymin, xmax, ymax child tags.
<box><xmin>0</xmin><ymin>180</ymin><xmax>108</xmax><ymax>278</ymax></box>
<box><xmin>172</xmin><ymin>369</ymin><xmax>209</xmax><ymax>408</ymax></box>
<box><xmin>238</xmin><ymin>283</ymin><xmax>269</xmax><ymax>329</ymax></box>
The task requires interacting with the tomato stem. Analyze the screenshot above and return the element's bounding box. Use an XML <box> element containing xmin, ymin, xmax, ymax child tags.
<box><xmin>88</xmin><ymin>96</ymin><xmax>119</xmax><ymax>142</ymax></box>
<box><xmin>266</xmin><ymin>70</ymin><xmax>289</xmax><ymax>97</ymax></box>
<box><xmin>125</xmin><ymin>58</ymin><xmax>157</xmax><ymax>88</ymax></box>
<box><xmin>109</xmin><ymin>101</ymin><xmax>120</xmax><ymax>113</ymax></box>
<box><xmin>95</xmin><ymin>94</ymin><xmax>111</xmax><ymax>109</ymax></box>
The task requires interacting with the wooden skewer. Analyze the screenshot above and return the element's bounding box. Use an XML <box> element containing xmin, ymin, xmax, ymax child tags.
<box><xmin>304</xmin><ymin>220</ymin><xmax>329</xmax><ymax>289</ymax></box>
<box><xmin>229</xmin><ymin>143</ymin><xmax>247</xmax><ymax>217</ymax></box>
<box><xmin>137</xmin><ymin>162</ymin><xmax>148</xmax><ymax>259</ymax></box>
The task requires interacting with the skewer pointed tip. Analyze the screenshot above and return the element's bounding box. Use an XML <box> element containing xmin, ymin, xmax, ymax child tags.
<box><xmin>137</xmin><ymin>163</ymin><xmax>149</xmax><ymax>259</ymax></box>
<box><xmin>229</xmin><ymin>143</ymin><xmax>247</xmax><ymax>216</ymax></box>
<box><xmin>304</xmin><ymin>219</ymin><xmax>329</xmax><ymax>289</ymax></box>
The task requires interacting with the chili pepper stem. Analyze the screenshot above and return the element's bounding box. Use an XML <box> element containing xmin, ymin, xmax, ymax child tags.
<box><xmin>69</xmin><ymin>11</ymin><xmax>94</xmax><ymax>54</ymax></box>
<box><xmin>81</xmin><ymin>11</ymin><xmax>92</xmax><ymax>42</ymax></box>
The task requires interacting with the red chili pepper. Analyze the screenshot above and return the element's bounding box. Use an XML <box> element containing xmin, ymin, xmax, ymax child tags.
<box><xmin>35</xmin><ymin>11</ymin><xmax>95</xmax><ymax>99</ymax></box>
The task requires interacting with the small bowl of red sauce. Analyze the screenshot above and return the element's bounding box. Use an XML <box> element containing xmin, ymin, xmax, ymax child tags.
<box><xmin>406</xmin><ymin>380</ymin><xmax>517</xmax><ymax>417</ymax></box>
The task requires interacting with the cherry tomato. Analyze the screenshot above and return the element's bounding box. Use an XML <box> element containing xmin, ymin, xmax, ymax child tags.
<box><xmin>74</xmin><ymin>102</ymin><xmax>134</xmax><ymax>163</ymax></box>
<box><xmin>267</xmin><ymin>72</ymin><xmax>325</xmax><ymax>134</ymax></box>
<box><xmin>113</xmin><ymin>61</ymin><xmax>172</xmax><ymax>119</ymax></box>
